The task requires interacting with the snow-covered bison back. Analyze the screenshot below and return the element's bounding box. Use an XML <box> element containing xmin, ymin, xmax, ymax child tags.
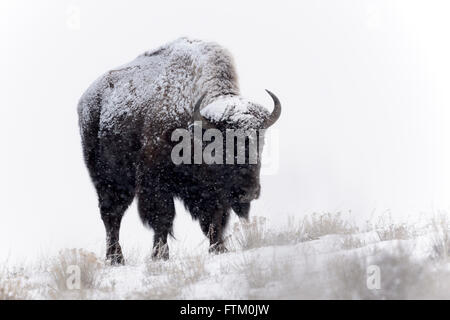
<box><xmin>78</xmin><ymin>38</ymin><xmax>281</xmax><ymax>264</ymax></box>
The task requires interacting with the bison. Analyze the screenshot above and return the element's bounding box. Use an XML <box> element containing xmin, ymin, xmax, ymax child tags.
<box><xmin>78</xmin><ymin>37</ymin><xmax>281</xmax><ymax>264</ymax></box>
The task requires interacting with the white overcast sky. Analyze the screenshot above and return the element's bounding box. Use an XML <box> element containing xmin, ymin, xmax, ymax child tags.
<box><xmin>1</xmin><ymin>0</ymin><xmax>450</xmax><ymax>260</ymax></box>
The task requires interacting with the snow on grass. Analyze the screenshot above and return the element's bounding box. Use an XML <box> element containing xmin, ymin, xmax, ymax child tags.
<box><xmin>429</xmin><ymin>213</ymin><xmax>450</xmax><ymax>260</ymax></box>
<box><xmin>1</xmin><ymin>212</ymin><xmax>449</xmax><ymax>299</ymax></box>
<box><xmin>46</xmin><ymin>249</ymin><xmax>107</xmax><ymax>299</ymax></box>
<box><xmin>0</xmin><ymin>263</ymin><xmax>30</xmax><ymax>300</ymax></box>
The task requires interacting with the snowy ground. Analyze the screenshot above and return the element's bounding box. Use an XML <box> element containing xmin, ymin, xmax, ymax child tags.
<box><xmin>1</xmin><ymin>213</ymin><xmax>449</xmax><ymax>300</ymax></box>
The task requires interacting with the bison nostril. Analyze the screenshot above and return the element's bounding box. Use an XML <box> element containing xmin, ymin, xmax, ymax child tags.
<box><xmin>238</xmin><ymin>185</ymin><xmax>261</xmax><ymax>202</ymax></box>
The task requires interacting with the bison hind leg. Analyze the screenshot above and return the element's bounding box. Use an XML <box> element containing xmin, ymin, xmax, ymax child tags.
<box><xmin>97</xmin><ymin>181</ymin><xmax>135</xmax><ymax>265</ymax></box>
<box><xmin>137</xmin><ymin>192</ymin><xmax>175</xmax><ymax>261</ymax></box>
<box><xmin>137</xmin><ymin>169</ymin><xmax>176</xmax><ymax>261</ymax></box>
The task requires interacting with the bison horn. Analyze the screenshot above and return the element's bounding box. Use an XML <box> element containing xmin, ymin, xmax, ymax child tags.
<box><xmin>262</xmin><ymin>89</ymin><xmax>281</xmax><ymax>128</ymax></box>
<box><xmin>193</xmin><ymin>93</ymin><xmax>215</xmax><ymax>129</ymax></box>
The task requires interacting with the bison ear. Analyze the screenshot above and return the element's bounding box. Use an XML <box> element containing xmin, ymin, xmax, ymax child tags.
<box><xmin>232</xmin><ymin>202</ymin><xmax>251</xmax><ymax>220</ymax></box>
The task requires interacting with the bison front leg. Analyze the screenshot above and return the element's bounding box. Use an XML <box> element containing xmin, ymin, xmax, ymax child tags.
<box><xmin>201</xmin><ymin>208</ymin><xmax>229</xmax><ymax>254</ymax></box>
<box><xmin>102</xmin><ymin>214</ymin><xmax>125</xmax><ymax>265</ymax></box>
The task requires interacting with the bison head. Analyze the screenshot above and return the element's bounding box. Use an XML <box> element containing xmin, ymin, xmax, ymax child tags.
<box><xmin>192</xmin><ymin>90</ymin><xmax>281</xmax><ymax>219</ymax></box>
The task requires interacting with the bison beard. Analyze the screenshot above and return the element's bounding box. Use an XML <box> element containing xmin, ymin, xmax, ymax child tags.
<box><xmin>77</xmin><ymin>38</ymin><xmax>281</xmax><ymax>264</ymax></box>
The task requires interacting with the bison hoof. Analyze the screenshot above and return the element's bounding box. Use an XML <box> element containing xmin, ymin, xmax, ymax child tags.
<box><xmin>209</xmin><ymin>243</ymin><xmax>228</xmax><ymax>255</ymax></box>
<box><xmin>107</xmin><ymin>253</ymin><xmax>125</xmax><ymax>266</ymax></box>
<box><xmin>152</xmin><ymin>246</ymin><xmax>169</xmax><ymax>261</ymax></box>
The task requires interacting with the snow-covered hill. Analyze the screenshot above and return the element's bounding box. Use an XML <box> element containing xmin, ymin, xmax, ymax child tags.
<box><xmin>1</xmin><ymin>213</ymin><xmax>449</xmax><ymax>299</ymax></box>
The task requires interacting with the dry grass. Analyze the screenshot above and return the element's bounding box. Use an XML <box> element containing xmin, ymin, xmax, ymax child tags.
<box><xmin>324</xmin><ymin>245</ymin><xmax>450</xmax><ymax>299</ymax></box>
<box><xmin>225</xmin><ymin>214</ymin><xmax>450</xmax><ymax>299</ymax></box>
<box><xmin>323</xmin><ymin>253</ymin><xmax>370</xmax><ymax>299</ymax></box>
<box><xmin>47</xmin><ymin>248</ymin><xmax>106</xmax><ymax>299</ymax></box>
<box><xmin>233</xmin><ymin>253</ymin><xmax>292</xmax><ymax>290</ymax></box>
<box><xmin>229</xmin><ymin>252</ymin><xmax>295</xmax><ymax>299</ymax></box>
<box><xmin>429</xmin><ymin>214</ymin><xmax>450</xmax><ymax>260</ymax></box>
<box><xmin>371</xmin><ymin>213</ymin><xmax>414</xmax><ymax>241</ymax></box>
<box><xmin>339</xmin><ymin>235</ymin><xmax>366</xmax><ymax>250</ymax></box>
<box><xmin>229</xmin><ymin>212</ymin><xmax>358</xmax><ymax>251</ymax></box>
<box><xmin>301</xmin><ymin>212</ymin><xmax>357</xmax><ymax>239</ymax></box>
<box><xmin>266</xmin><ymin>244</ymin><xmax>450</xmax><ymax>300</ymax></box>
<box><xmin>229</xmin><ymin>216</ymin><xmax>271</xmax><ymax>250</ymax></box>
<box><xmin>0</xmin><ymin>267</ymin><xmax>30</xmax><ymax>300</ymax></box>
<box><xmin>268</xmin><ymin>216</ymin><xmax>310</xmax><ymax>245</ymax></box>
<box><xmin>139</xmin><ymin>253</ymin><xmax>208</xmax><ymax>299</ymax></box>
<box><xmin>1</xmin><ymin>213</ymin><xmax>449</xmax><ymax>300</ymax></box>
